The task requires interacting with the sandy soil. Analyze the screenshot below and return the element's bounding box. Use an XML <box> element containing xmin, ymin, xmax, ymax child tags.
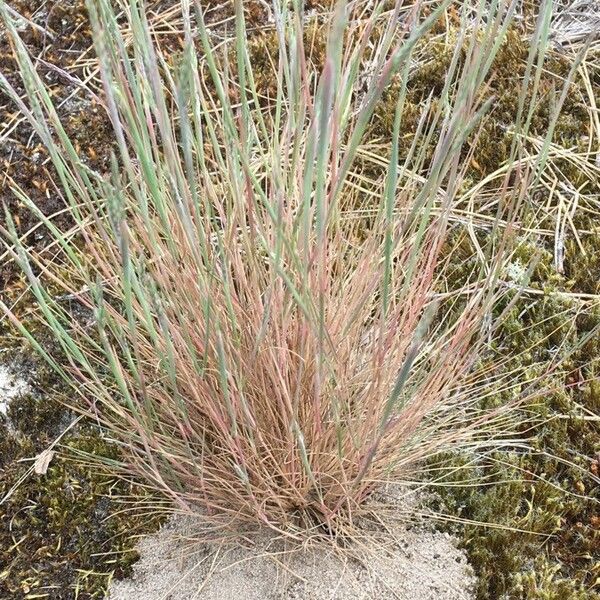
<box><xmin>108</xmin><ymin>490</ymin><xmax>475</xmax><ymax>600</ymax></box>
<box><xmin>0</xmin><ymin>363</ymin><xmax>29</xmax><ymax>420</ymax></box>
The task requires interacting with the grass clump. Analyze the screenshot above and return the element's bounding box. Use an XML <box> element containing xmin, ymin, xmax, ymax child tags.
<box><xmin>0</xmin><ymin>0</ymin><xmax>581</xmax><ymax>545</ymax></box>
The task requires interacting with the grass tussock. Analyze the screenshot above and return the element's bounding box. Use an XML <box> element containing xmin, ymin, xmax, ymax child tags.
<box><xmin>0</xmin><ymin>0</ymin><xmax>580</xmax><ymax>539</ymax></box>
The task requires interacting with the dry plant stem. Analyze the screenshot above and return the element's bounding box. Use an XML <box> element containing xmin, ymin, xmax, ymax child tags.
<box><xmin>0</xmin><ymin>0</ymin><xmax>571</xmax><ymax>536</ymax></box>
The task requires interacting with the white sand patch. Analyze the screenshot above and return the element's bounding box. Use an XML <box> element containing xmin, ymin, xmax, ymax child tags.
<box><xmin>0</xmin><ymin>363</ymin><xmax>29</xmax><ymax>418</ymax></box>
<box><xmin>108</xmin><ymin>491</ymin><xmax>475</xmax><ymax>600</ymax></box>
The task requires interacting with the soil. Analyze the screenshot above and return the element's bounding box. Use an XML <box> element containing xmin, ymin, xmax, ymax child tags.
<box><xmin>108</xmin><ymin>490</ymin><xmax>476</xmax><ymax>600</ymax></box>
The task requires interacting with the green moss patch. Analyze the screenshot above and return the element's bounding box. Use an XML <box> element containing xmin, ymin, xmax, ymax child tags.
<box><xmin>432</xmin><ymin>237</ymin><xmax>600</xmax><ymax>599</ymax></box>
<box><xmin>0</xmin><ymin>379</ymin><xmax>164</xmax><ymax>600</ymax></box>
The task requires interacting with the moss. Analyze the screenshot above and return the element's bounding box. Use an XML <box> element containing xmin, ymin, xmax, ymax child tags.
<box><xmin>432</xmin><ymin>231</ymin><xmax>600</xmax><ymax>598</ymax></box>
<box><xmin>0</xmin><ymin>295</ymin><xmax>163</xmax><ymax>599</ymax></box>
<box><xmin>564</xmin><ymin>225</ymin><xmax>600</xmax><ymax>296</ymax></box>
<box><xmin>370</xmin><ymin>34</ymin><xmax>599</xmax><ymax>597</ymax></box>
<box><xmin>1</xmin><ymin>5</ymin><xmax>161</xmax><ymax>592</ymax></box>
<box><xmin>369</xmin><ymin>26</ymin><xmax>596</xmax><ymax>186</ymax></box>
<box><xmin>245</xmin><ymin>21</ymin><xmax>328</xmax><ymax>101</ymax></box>
<box><xmin>0</xmin><ymin>0</ymin><xmax>114</xmax><ymax>288</ymax></box>
<box><xmin>0</xmin><ymin>386</ymin><xmax>164</xmax><ymax>600</ymax></box>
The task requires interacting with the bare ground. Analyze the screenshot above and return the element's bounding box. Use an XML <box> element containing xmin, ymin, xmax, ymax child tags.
<box><xmin>108</xmin><ymin>491</ymin><xmax>476</xmax><ymax>600</ymax></box>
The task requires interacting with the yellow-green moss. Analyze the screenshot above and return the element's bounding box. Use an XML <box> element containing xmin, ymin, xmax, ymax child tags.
<box><xmin>370</xmin><ymin>26</ymin><xmax>595</xmax><ymax>185</ymax></box>
<box><xmin>369</xmin><ymin>36</ymin><xmax>599</xmax><ymax>598</ymax></box>
<box><xmin>0</xmin><ymin>379</ymin><xmax>164</xmax><ymax>599</ymax></box>
<box><xmin>432</xmin><ymin>235</ymin><xmax>600</xmax><ymax>599</ymax></box>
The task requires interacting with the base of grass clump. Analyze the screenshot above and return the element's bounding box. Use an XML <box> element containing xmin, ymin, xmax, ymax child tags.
<box><xmin>108</xmin><ymin>484</ymin><xmax>476</xmax><ymax>600</ymax></box>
